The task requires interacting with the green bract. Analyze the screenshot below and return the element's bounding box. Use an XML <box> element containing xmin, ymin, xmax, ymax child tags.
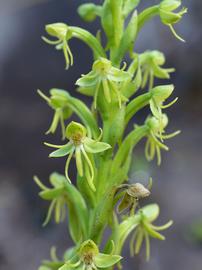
<box><xmin>35</xmin><ymin>1</ymin><xmax>186</xmax><ymax>269</ymax></box>
<box><xmin>45</xmin><ymin>121</ymin><xmax>111</xmax><ymax>191</ymax></box>
<box><xmin>76</xmin><ymin>57</ymin><xmax>131</xmax><ymax>108</ymax></box>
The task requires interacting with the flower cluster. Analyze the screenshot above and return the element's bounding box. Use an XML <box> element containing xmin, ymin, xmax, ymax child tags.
<box><xmin>34</xmin><ymin>1</ymin><xmax>187</xmax><ymax>269</ymax></box>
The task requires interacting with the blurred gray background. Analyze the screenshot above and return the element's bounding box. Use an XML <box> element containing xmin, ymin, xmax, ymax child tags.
<box><xmin>0</xmin><ymin>0</ymin><xmax>202</xmax><ymax>270</ymax></box>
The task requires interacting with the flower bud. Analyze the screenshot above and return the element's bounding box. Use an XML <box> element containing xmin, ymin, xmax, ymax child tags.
<box><xmin>46</xmin><ymin>23</ymin><xmax>69</xmax><ymax>39</ymax></box>
<box><xmin>151</xmin><ymin>84</ymin><xmax>174</xmax><ymax>104</ymax></box>
<box><xmin>78</xmin><ymin>3</ymin><xmax>101</xmax><ymax>22</ymax></box>
<box><xmin>127</xmin><ymin>183</ymin><xmax>151</xmax><ymax>199</ymax></box>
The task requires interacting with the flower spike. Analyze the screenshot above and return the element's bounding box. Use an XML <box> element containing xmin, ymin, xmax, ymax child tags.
<box><xmin>45</xmin><ymin>121</ymin><xmax>111</xmax><ymax>190</ymax></box>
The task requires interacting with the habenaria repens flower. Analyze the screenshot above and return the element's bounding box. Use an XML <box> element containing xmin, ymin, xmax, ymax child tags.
<box><xmin>130</xmin><ymin>204</ymin><xmax>173</xmax><ymax>260</ymax></box>
<box><xmin>34</xmin><ymin>173</ymin><xmax>68</xmax><ymax>226</ymax></box>
<box><xmin>145</xmin><ymin>114</ymin><xmax>180</xmax><ymax>165</ymax></box>
<box><xmin>38</xmin><ymin>89</ymin><xmax>72</xmax><ymax>140</ymax></box>
<box><xmin>116</xmin><ymin>183</ymin><xmax>151</xmax><ymax>214</ymax></box>
<box><xmin>150</xmin><ymin>84</ymin><xmax>178</xmax><ymax>119</ymax></box>
<box><xmin>59</xmin><ymin>240</ymin><xmax>122</xmax><ymax>270</ymax></box>
<box><xmin>139</xmin><ymin>51</ymin><xmax>175</xmax><ymax>89</ymax></box>
<box><xmin>159</xmin><ymin>0</ymin><xmax>187</xmax><ymax>42</ymax></box>
<box><xmin>45</xmin><ymin>121</ymin><xmax>111</xmax><ymax>191</ymax></box>
<box><xmin>42</xmin><ymin>23</ymin><xmax>73</xmax><ymax>69</ymax></box>
<box><xmin>76</xmin><ymin>58</ymin><xmax>131</xmax><ymax>108</ymax></box>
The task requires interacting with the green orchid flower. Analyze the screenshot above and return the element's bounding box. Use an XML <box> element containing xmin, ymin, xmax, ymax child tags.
<box><xmin>59</xmin><ymin>240</ymin><xmax>122</xmax><ymax>270</ymax></box>
<box><xmin>130</xmin><ymin>204</ymin><xmax>173</xmax><ymax>260</ymax></box>
<box><xmin>76</xmin><ymin>57</ymin><xmax>131</xmax><ymax>109</ymax></box>
<box><xmin>45</xmin><ymin>121</ymin><xmax>111</xmax><ymax>191</ymax></box>
<box><xmin>150</xmin><ymin>84</ymin><xmax>178</xmax><ymax>119</ymax></box>
<box><xmin>139</xmin><ymin>51</ymin><xmax>175</xmax><ymax>89</ymax></box>
<box><xmin>42</xmin><ymin>23</ymin><xmax>73</xmax><ymax>69</ymax></box>
<box><xmin>116</xmin><ymin>183</ymin><xmax>150</xmax><ymax>214</ymax></box>
<box><xmin>34</xmin><ymin>173</ymin><xmax>68</xmax><ymax>226</ymax></box>
<box><xmin>159</xmin><ymin>0</ymin><xmax>187</xmax><ymax>42</ymax></box>
<box><xmin>38</xmin><ymin>89</ymin><xmax>72</xmax><ymax>140</ymax></box>
<box><xmin>145</xmin><ymin>114</ymin><xmax>180</xmax><ymax>165</ymax></box>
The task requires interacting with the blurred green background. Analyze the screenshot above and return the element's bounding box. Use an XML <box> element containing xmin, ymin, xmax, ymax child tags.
<box><xmin>0</xmin><ymin>1</ymin><xmax>202</xmax><ymax>270</ymax></box>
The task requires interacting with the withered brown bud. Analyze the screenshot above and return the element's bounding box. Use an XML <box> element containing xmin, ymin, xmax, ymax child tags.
<box><xmin>127</xmin><ymin>183</ymin><xmax>150</xmax><ymax>199</ymax></box>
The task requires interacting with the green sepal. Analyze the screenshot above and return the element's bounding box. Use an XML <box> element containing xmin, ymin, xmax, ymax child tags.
<box><xmin>94</xmin><ymin>253</ymin><xmax>122</xmax><ymax>268</ymax></box>
<box><xmin>141</xmin><ymin>204</ymin><xmax>159</xmax><ymax>222</ymax></box>
<box><xmin>49</xmin><ymin>143</ymin><xmax>74</xmax><ymax>158</ymax></box>
<box><xmin>39</xmin><ymin>187</ymin><xmax>64</xmax><ymax>200</ymax></box>
<box><xmin>83</xmin><ymin>138</ymin><xmax>111</xmax><ymax>153</ymax></box>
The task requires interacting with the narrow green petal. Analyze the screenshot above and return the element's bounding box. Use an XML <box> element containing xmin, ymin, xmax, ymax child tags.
<box><xmin>135</xmin><ymin>228</ymin><xmax>144</xmax><ymax>254</ymax></box>
<box><xmin>150</xmin><ymin>220</ymin><xmax>173</xmax><ymax>231</ymax></box>
<box><xmin>39</xmin><ymin>187</ymin><xmax>64</xmax><ymax>200</ymax></box>
<box><xmin>81</xmin><ymin>146</ymin><xmax>95</xmax><ymax>191</ymax></box>
<box><xmin>94</xmin><ymin>253</ymin><xmax>122</xmax><ymax>268</ymax></box>
<box><xmin>43</xmin><ymin>199</ymin><xmax>57</xmax><ymax>226</ymax></box>
<box><xmin>33</xmin><ymin>176</ymin><xmax>48</xmax><ymax>190</ymax></box>
<box><xmin>143</xmin><ymin>222</ymin><xmax>165</xmax><ymax>240</ymax></box>
<box><xmin>75</xmin><ymin>147</ymin><xmax>84</xmax><ymax>177</ymax></box>
<box><xmin>46</xmin><ymin>110</ymin><xmax>60</xmax><ymax>134</ymax></box>
<box><xmin>49</xmin><ymin>143</ymin><xmax>74</xmax><ymax>157</ymax></box>
<box><xmin>65</xmin><ymin>150</ymin><xmax>74</xmax><ymax>183</ymax></box>
<box><xmin>144</xmin><ymin>231</ymin><xmax>151</xmax><ymax>261</ymax></box>
<box><xmin>83</xmin><ymin>138</ymin><xmax>111</xmax><ymax>153</ymax></box>
<box><xmin>102</xmin><ymin>79</ymin><xmax>111</xmax><ymax>103</ymax></box>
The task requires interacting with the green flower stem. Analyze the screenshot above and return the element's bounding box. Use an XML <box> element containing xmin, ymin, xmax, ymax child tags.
<box><xmin>63</xmin><ymin>182</ymin><xmax>89</xmax><ymax>240</ymax></box>
<box><xmin>70</xmin><ymin>26</ymin><xmax>106</xmax><ymax>58</ymax></box>
<box><xmin>67</xmin><ymin>96</ymin><xmax>100</xmax><ymax>138</ymax></box>
<box><xmin>125</xmin><ymin>92</ymin><xmax>153</xmax><ymax>126</ymax></box>
<box><xmin>111</xmin><ymin>125</ymin><xmax>149</xmax><ymax>175</ymax></box>
<box><xmin>138</xmin><ymin>5</ymin><xmax>159</xmax><ymax>32</ymax></box>
<box><xmin>90</xmin><ymin>187</ymin><xmax>117</xmax><ymax>243</ymax></box>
